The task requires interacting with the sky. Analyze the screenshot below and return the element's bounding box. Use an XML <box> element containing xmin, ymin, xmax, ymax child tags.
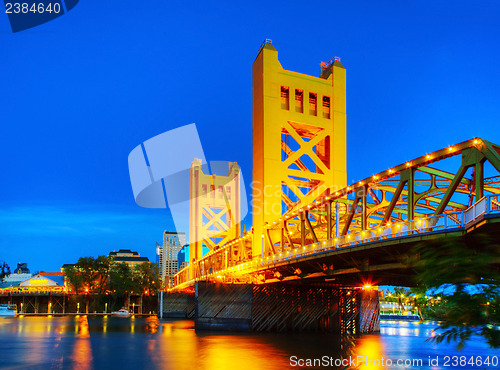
<box><xmin>0</xmin><ymin>1</ymin><xmax>499</xmax><ymax>272</ymax></box>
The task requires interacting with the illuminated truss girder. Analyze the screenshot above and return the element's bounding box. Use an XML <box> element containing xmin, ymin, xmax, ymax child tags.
<box><xmin>174</xmin><ymin>138</ymin><xmax>500</xmax><ymax>287</ymax></box>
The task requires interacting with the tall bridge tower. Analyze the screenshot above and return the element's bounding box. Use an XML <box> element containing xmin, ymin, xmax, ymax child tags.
<box><xmin>252</xmin><ymin>40</ymin><xmax>347</xmax><ymax>258</ymax></box>
<box><xmin>189</xmin><ymin>159</ymin><xmax>241</xmax><ymax>278</ymax></box>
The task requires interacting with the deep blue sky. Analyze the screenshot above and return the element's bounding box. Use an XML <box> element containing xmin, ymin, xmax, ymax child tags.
<box><xmin>0</xmin><ymin>1</ymin><xmax>499</xmax><ymax>272</ymax></box>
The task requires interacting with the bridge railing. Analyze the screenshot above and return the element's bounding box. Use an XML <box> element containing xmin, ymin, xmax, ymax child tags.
<box><xmin>488</xmin><ymin>194</ymin><xmax>500</xmax><ymax>213</ymax></box>
<box><xmin>172</xmin><ymin>194</ymin><xmax>500</xmax><ymax>288</ymax></box>
<box><xmin>263</xmin><ymin>211</ymin><xmax>465</xmax><ymax>265</ymax></box>
<box><xmin>465</xmin><ymin>197</ymin><xmax>488</xmax><ymax>224</ymax></box>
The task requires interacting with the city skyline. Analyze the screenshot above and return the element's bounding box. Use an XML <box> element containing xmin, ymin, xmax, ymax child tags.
<box><xmin>1</xmin><ymin>1</ymin><xmax>499</xmax><ymax>271</ymax></box>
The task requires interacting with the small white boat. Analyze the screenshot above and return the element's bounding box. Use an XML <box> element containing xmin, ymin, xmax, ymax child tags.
<box><xmin>111</xmin><ymin>308</ymin><xmax>132</xmax><ymax>318</ymax></box>
<box><xmin>0</xmin><ymin>304</ymin><xmax>17</xmax><ymax>317</ymax></box>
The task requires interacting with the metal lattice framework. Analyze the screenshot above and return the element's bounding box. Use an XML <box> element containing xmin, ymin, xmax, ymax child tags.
<box><xmin>174</xmin><ymin>138</ymin><xmax>500</xmax><ymax>288</ymax></box>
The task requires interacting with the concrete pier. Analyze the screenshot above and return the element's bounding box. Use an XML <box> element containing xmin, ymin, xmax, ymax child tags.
<box><xmin>193</xmin><ymin>281</ymin><xmax>380</xmax><ymax>333</ymax></box>
<box><xmin>162</xmin><ymin>291</ymin><xmax>195</xmax><ymax>318</ymax></box>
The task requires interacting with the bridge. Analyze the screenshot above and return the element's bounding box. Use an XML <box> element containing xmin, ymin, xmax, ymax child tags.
<box><xmin>165</xmin><ymin>40</ymin><xmax>500</xmax><ymax>333</ymax></box>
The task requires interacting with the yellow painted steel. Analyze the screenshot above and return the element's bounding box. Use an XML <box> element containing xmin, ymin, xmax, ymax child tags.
<box><xmin>252</xmin><ymin>42</ymin><xmax>347</xmax><ymax>258</ymax></box>
<box><xmin>188</xmin><ymin>159</ymin><xmax>241</xmax><ymax>279</ymax></box>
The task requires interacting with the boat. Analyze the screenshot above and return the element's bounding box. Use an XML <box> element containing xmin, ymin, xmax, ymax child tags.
<box><xmin>111</xmin><ymin>308</ymin><xmax>132</xmax><ymax>318</ymax></box>
<box><xmin>0</xmin><ymin>304</ymin><xmax>17</xmax><ymax>317</ymax></box>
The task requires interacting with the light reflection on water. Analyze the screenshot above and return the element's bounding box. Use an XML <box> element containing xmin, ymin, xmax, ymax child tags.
<box><xmin>0</xmin><ymin>317</ymin><xmax>497</xmax><ymax>369</ymax></box>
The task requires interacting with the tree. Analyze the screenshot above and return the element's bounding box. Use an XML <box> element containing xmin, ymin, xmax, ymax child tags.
<box><xmin>109</xmin><ymin>263</ymin><xmax>136</xmax><ymax>295</ymax></box>
<box><xmin>64</xmin><ymin>265</ymin><xmax>84</xmax><ymax>293</ymax></box>
<box><xmin>411</xmin><ymin>233</ymin><xmax>500</xmax><ymax>349</ymax></box>
<box><xmin>0</xmin><ymin>262</ymin><xmax>10</xmax><ymax>280</ymax></box>
<box><xmin>134</xmin><ymin>262</ymin><xmax>160</xmax><ymax>295</ymax></box>
<box><xmin>64</xmin><ymin>256</ymin><xmax>111</xmax><ymax>294</ymax></box>
<box><xmin>92</xmin><ymin>256</ymin><xmax>111</xmax><ymax>294</ymax></box>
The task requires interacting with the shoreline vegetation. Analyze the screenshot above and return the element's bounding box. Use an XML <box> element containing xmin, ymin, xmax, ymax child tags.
<box><xmin>63</xmin><ymin>256</ymin><xmax>160</xmax><ymax>313</ymax></box>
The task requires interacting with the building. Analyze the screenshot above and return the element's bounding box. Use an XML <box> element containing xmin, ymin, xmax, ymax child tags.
<box><xmin>158</xmin><ymin>231</ymin><xmax>186</xmax><ymax>288</ymax></box>
<box><xmin>14</xmin><ymin>262</ymin><xmax>30</xmax><ymax>274</ymax></box>
<box><xmin>177</xmin><ymin>245</ymin><xmax>189</xmax><ymax>271</ymax></box>
<box><xmin>0</xmin><ymin>272</ymin><xmax>66</xmax><ymax>294</ymax></box>
<box><xmin>177</xmin><ymin>244</ymin><xmax>209</xmax><ymax>271</ymax></box>
<box><xmin>108</xmin><ymin>249</ymin><xmax>149</xmax><ymax>268</ymax></box>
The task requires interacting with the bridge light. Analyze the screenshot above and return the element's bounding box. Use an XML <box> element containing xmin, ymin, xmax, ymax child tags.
<box><xmin>474</xmin><ymin>139</ymin><xmax>478</xmax><ymax>144</ymax></box>
<box><xmin>373</xmin><ymin>175</ymin><xmax>378</xmax><ymax>179</ymax></box>
<box><xmin>426</xmin><ymin>155</ymin><xmax>430</xmax><ymax>159</ymax></box>
<box><xmin>289</xmin><ymin>231</ymin><xmax>293</xmax><ymax>235</ymax></box>
<box><xmin>389</xmin><ymin>169</ymin><xmax>393</xmax><ymax>173</ymax></box>
<box><xmin>335</xmin><ymin>192</ymin><xmax>339</xmax><ymax>195</ymax></box>
<box><xmin>347</xmin><ymin>187</ymin><xmax>351</xmax><ymax>190</ymax></box>
<box><xmin>359</xmin><ymin>181</ymin><xmax>363</xmax><ymax>185</ymax></box>
<box><xmin>378</xmin><ymin>228</ymin><xmax>382</xmax><ymax>232</ymax></box>
<box><xmin>335</xmin><ymin>238</ymin><xmax>338</xmax><ymax>242</ymax></box>
<box><xmin>448</xmin><ymin>147</ymin><xmax>453</xmax><ymax>151</ymax></box>
<box><xmin>406</xmin><ymin>162</ymin><xmax>411</xmax><ymax>166</ymax></box>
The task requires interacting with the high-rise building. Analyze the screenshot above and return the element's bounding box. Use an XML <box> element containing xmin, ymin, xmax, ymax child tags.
<box><xmin>158</xmin><ymin>231</ymin><xmax>186</xmax><ymax>288</ymax></box>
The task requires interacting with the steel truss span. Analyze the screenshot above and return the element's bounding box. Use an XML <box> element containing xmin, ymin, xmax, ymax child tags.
<box><xmin>173</xmin><ymin>137</ymin><xmax>500</xmax><ymax>289</ymax></box>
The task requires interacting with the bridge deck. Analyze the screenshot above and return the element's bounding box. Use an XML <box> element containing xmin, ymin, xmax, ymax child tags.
<box><xmin>173</xmin><ymin>194</ymin><xmax>500</xmax><ymax>289</ymax></box>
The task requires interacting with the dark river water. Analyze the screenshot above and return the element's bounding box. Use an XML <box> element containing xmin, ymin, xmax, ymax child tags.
<box><xmin>0</xmin><ymin>317</ymin><xmax>497</xmax><ymax>369</ymax></box>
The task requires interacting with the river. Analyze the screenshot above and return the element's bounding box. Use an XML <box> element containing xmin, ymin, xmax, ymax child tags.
<box><xmin>0</xmin><ymin>317</ymin><xmax>497</xmax><ymax>369</ymax></box>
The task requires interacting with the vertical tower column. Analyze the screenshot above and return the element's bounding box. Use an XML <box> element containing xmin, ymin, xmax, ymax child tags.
<box><xmin>189</xmin><ymin>160</ymin><xmax>242</xmax><ymax>279</ymax></box>
<box><xmin>252</xmin><ymin>41</ymin><xmax>347</xmax><ymax>258</ymax></box>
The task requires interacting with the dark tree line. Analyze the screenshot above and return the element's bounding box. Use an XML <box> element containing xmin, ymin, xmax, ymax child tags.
<box><xmin>64</xmin><ymin>256</ymin><xmax>160</xmax><ymax>296</ymax></box>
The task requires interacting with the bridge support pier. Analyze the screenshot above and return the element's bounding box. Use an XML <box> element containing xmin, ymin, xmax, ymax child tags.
<box><xmin>194</xmin><ymin>281</ymin><xmax>380</xmax><ymax>333</ymax></box>
<box><xmin>162</xmin><ymin>291</ymin><xmax>195</xmax><ymax>319</ymax></box>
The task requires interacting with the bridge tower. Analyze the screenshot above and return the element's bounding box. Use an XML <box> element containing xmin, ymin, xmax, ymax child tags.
<box><xmin>189</xmin><ymin>159</ymin><xmax>241</xmax><ymax>278</ymax></box>
<box><xmin>252</xmin><ymin>40</ymin><xmax>347</xmax><ymax>258</ymax></box>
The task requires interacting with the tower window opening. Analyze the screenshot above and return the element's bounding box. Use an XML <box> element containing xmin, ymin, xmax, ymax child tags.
<box><xmin>281</xmin><ymin>86</ymin><xmax>289</xmax><ymax>110</ymax></box>
<box><xmin>218</xmin><ymin>186</ymin><xmax>223</xmax><ymax>199</ymax></box>
<box><xmin>322</xmin><ymin>96</ymin><xmax>330</xmax><ymax>119</ymax></box>
<box><xmin>211</xmin><ymin>185</ymin><xmax>215</xmax><ymax>198</ymax></box>
<box><xmin>202</xmin><ymin>184</ymin><xmax>208</xmax><ymax>197</ymax></box>
<box><xmin>226</xmin><ymin>186</ymin><xmax>232</xmax><ymax>200</ymax></box>
<box><xmin>295</xmin><ymin>89</ymin><xmax>303</xmax><ymax>113</ymax></box>
<box><xmin>309</xmin><ymin>92</ymin><xmax>317</xmax><ymax>116</ymax></box>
